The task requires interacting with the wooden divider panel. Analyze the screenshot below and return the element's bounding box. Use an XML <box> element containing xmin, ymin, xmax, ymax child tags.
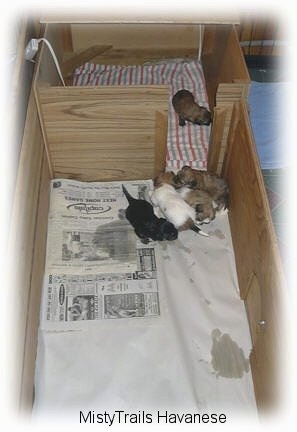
<box><xmin>7</xmin><ymin>87</ymin><xmax>51</xmax><ymax>413</ymax></box>
<box><xmin>36</xmin><ymin>85</ymin><xmax>169</xmax><ymax>181</ymax></box>
<box><xmin>223</xmin><ymin>101</ymin><xmax>287</xmax><ymax>411</ymax></box>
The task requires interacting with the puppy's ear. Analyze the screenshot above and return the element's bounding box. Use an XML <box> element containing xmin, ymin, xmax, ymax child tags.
<box><xmin>160</xmin><ymin>220</ymin><xmax>178</xmax><ymax>240</ymax></box>
<box><xmin>153</xmin><ymin>176</ymin><xmax>160</xmax><ymax>187</ymax></box>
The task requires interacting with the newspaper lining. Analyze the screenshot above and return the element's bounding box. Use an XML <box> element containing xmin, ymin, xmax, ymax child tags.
<box><xmin>41</xmin><ymin>179</ymin><xmax>161</xmax><ymax>329</ymax></box>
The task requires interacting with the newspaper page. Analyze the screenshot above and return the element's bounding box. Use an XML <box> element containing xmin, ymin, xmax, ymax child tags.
<box><xmin>45</xmin><ymin>179</ymin><xmax>154</xmax><ymax>274</ymax></box>
<box><xmin>41</xmin><ymin>179</ymin><xmax>161</xmax><ymax>329</ymax></box>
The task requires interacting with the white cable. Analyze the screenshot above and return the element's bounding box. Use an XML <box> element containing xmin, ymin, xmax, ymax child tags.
<box><xmin>25</xmin><ymin>37</ymin><xmax>66</xmax><ymax>86</ymax></box>
<box><xmin>37</xmin><ymin>38</ymin><xmax>66</xmax><ymax>87</ymax></box>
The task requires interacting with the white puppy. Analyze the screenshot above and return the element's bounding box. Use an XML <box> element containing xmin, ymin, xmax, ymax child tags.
<box><xmin>151</xmin><ymin>172</ymin><xmax>208</xmax><ymax>236</ymax></box>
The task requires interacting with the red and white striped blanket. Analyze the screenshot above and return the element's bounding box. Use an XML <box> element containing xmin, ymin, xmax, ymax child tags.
<box><xmin>73</xmin><ymin>60</ymin><xmax>210</xmax><ymax>170</ymax></box>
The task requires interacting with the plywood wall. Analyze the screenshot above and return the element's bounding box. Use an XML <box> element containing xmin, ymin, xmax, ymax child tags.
<box><xmin>223</xmin><ymin>101</ymin><xmax>287</xmax><ymax>411</ymax></box>
<box><xmin>35</xmin><ymin>85</ymin><xmax>168</xmax><ymax>181</ymax></box>
<box><xmin>238</xmin><ymin>16</ymin><xmax>285</xmax><ymax>56</ymax></box>
<box><xmin>67</xmin><ymin>23</ymin><xmax>200</xmax><ymax>65</ymax></box>
<box><xmin>7</xmin><ymin>85</ymin><xmax>51</xmax><ymax>413</ymax></box>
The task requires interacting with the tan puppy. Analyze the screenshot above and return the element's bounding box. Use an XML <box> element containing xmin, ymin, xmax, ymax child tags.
<box><xmin>178</xmin><ymin>187</ymin><xmax>216</xmax><ymax>224</ymax></box>
<box><xmin>172</xmin><ymin>89</ymin><xmax>212</xmax><ymax>126</ymax></box>
<box><xmin>174</xmin><ymin>166</ymin><xmax>229</xmax><ymax>211</ymax></box>
<box><xmin>151</xmin><ymin>172</ymin><xmax>208</xmax><ymax>236</ymax></box>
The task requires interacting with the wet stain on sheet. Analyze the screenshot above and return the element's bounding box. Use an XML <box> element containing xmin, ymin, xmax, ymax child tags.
<box><xmin>174</xmin><ymin>239</ymin><xmax>191</xmax><ymax>254</ymax></box>
<box><xmin>158</xmin><ymin>239</ymin><xmax>191</xmax><ymax>255</ymax></box>
<box><xmin>159</xmin><ymin>241</ymin><xmax>169</xmax><ymax>252</ymax></box>
<box><xmin>158</xmin><ymin>240</ymin><xmax>172</xmax><ymax>260</ymax></box>
<box><xmin>208</xmin><ymin>229</ymin><xmax>226</xmax><ymax>240</ymax></box>
<box><xmin>189</xmin><ymin>278</ymin><xmax>211</xmax><ymax>305</ymax></box>
<box><xmin>210</xmin><ymin>329</ymin><xmax>249</xmax><ymax>378</ymax></box>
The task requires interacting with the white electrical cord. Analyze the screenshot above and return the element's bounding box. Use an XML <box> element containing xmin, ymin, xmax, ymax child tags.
<box><xmin>25</xmin><ymin>37</ymin><xmax>66</xmax><ymax>87</ymax></box>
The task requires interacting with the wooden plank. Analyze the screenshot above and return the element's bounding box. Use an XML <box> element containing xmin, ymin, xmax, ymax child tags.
<box><xmin>223</xmin><ymin>100</ymin><xmax>287</xmax><ymax>412</ymax></box>
<box><xmin>40</xmin><ymin>14</ymin><xmax>240</xmax><ymax>24</ymax></box>
<box><xmin>70</xmin><ymin>23</ymin><xmax>200</xmax><ymax>51</ymax></box>
<box><xmin>207</xmin><ymin>106</ymin><xmax>228</xmax><ymax>174</ymax></box>
<box><xmin>207</xmin><ymin>103</ymin><xmax>233</xmax><ymax>175</ymax></box>
<box><xmin>49</xmin><ymin>136</ymin><xmax>154</xmax><ymax>147</ymax></box>
<box><xmin>238</xmin><ymin>16</ymin><xmax>284</xmax><ymax>56</ymax></box>
<box><xmin>19</xmin><ymin>152</ymin><xmax>50</xmax><ymax>412</ymax></box>
<box><xmin>154</xmin><ymin>110</ymin><xmax>168</xmax><ymax>177</ymax></box>
<box><xmin>202</xmin><ymin>25</ymin><xmax>250</xmax><ymax>110</ymax></box>
<box><xmin>245</xmin><ymin>272</ymin><xmax>263</xmax><ymax>347</ymax></box>
<box><xmin>86</xmin><ymin>48</ymin><xmax>198</xmax><ymax>65</ymax></box>
<box><xmin>61</xmin><ymin>23</ymin><xmax>73</xmax><ymax>52</ymax></box>
<box><xmin>37</xmin><ymin>85</ymin><xmax>170</xmax><ymax>100</ymax></box>
<box><xmin>36</xmin><ymin>23</ymin><xmax>201</xmax><ymax>70</ymax></box>
<box><xmin>34</xmin><ymin>86</ymin><xmax>54</xmax><ymax>178</ymax></box>
<box><xmin>53</xmin><ymin>164</ymin><xmax>156</xmax><ymax>182</ymax></box>
<box><xmin>36</xmin><ymin>85</ymin><xmax>168</xmax><ymax>181</ymax></box>
<box><xmin>7</xmin><ymin>86</ymin><xmax>50</xmax><ymax>412</ymax></box>
<box><xmin>52</xmin><ymin>152</ymin><xmax>155</xmax><ymax>166</ymax></box>
<box><xmin>62</xmin><ymin>45</ymin><xmax>112</xmax><ymax>77</ymax></box>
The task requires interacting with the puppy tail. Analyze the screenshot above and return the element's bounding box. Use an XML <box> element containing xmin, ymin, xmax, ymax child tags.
<box><xmin>122</xmin><ymin>184</ymin><xmax>134</xmax><ymax>204</ymax></box>
<box><xmin>191</xmin><ymin>223</ymin><xmax>209</xmax><ymax>237</ymax></box>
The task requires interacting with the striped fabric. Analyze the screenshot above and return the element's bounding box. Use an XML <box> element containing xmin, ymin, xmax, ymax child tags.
<box><xmin>73</xmin><ymin>60</ymin><xmax>210</xmax><ymax>170</ymax></box>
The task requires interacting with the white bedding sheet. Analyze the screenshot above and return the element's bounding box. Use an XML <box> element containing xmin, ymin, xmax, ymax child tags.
<box><xmin>33</xmin><ymin>180</ymin><xmax>257</xmax><ymax>424</ymax></box>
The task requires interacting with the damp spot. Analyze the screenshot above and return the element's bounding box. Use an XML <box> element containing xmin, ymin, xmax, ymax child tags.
<box><xmin>174</xmin><ymin>239</ymin><xmax>191</xmax><ymax>254</ymax></box>
<box><xmin>210</xmin><ymin>328</ymin><xmax>249</xmax><ymax>378</ymax></box>
<box><xmin>189</xmin><ymin>278</ymin><xmax>211</xmax><ymax>305</ymax></box>
<box><xmin>159</xmin><ymin>241</ymin><xmax>168</xmax><ymax>251</ymax></box>
<box><xmin>209</xmin><ymin>229</ymin><xmax>226</xmax><ymax>240</ymax></box>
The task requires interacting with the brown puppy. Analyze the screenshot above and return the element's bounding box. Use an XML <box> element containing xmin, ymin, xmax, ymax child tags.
<box><xmin>179</xmin><ymin>188</ymin><xmax>216</xmax><ymax>224</ymax></box>
<box><xmin>172</xmin><ymin>89</ymin><xmax>212</xmax><ymax>126</ymax></box>
<box><xmin>154</xmin><ymin>171</ymin><xmax>176</xmax><ymax>188</ymax></box>
<box><xmin>174</xmin><ymin>166</ymin><xmax>229</xmax><ymax>211</ymax></box>
<box><xmin>154</xmin><ymin>171</ymin><xmax>216</xmax><ymax>223</ymax></box>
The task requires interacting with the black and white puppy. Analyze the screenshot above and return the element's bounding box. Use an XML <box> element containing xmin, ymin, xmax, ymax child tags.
<box><xmin>122</xmin><ymin>185</ymin><xmax>178</xmax><ymax>244</ymax></box>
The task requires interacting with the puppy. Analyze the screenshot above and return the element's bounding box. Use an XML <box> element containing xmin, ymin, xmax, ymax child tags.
<box><xmin>178</xmin><ymin>187</ymin><xmax>216</xmax><ymax>224</ymax></box>
<box><xmin>151</xmin><ymin>172</ymin><xmax>208</xmax><ymax>237</ymax></box>
<box><xmin>172</xmin><ymin>89</ymin><xmax>212</xmax><ymax>126</ymax></box>
<box><xmin>174</xmin><ymin>166</ymin><xmax>229</xmax><ymax>211</ymax></box>
<box><xmin>155</xmin><ymin>172</ymin><xmax>215</xmax><ymax>223</ymax></box>
<box><xmin>122</xmin><ymin>185</ymin><xmax>178</xmax><ymax>244</ymax></box>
